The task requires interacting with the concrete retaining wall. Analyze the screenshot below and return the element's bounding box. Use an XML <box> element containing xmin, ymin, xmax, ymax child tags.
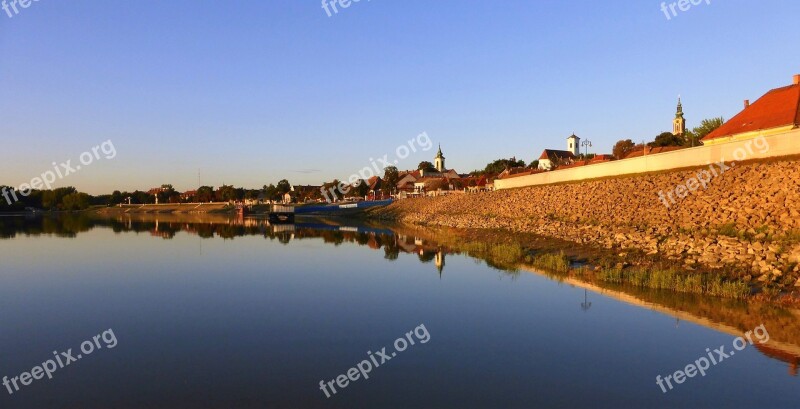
<box><xmin>495</xmin><ymin>129</ymin><xmax>800</xmax><ymax>190</ymax></box>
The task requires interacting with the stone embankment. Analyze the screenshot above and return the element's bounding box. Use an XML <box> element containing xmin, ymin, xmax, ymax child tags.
<box><xmin>374</xmin><ymin>158</ymin><xmax>800</xmax><ymax>291</ymax></box>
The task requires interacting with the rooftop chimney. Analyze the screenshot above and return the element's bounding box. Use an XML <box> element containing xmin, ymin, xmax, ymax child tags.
<box><xmin>743</xmin><ymin>99</ymin><xmax>750</xmax><ymax>108</ymax></box>
<box><xmin>795</xmin><ymin>74</ymin><xmax>800</xmax><ymax>85</ymax></box>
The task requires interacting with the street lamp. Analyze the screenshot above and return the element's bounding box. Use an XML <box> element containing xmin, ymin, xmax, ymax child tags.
<box><xmin>581</xmin><ymin>139</ymin><xmax>593</xmax><ymax>157</ymax></box>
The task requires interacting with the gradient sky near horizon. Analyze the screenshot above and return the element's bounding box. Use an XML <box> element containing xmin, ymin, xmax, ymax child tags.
<box><xmin>2</xmin><ymin>0</ymin><xmax>800</xmax><ymax>194</ymax></box>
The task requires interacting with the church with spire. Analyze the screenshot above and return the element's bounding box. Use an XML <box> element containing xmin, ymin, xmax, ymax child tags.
<box><xmin>673</xmin><ymin>97</ymin><xmax>686</xmax><ymax>136</ymax></box>
<box><xmin>418</xmin><ymin>144</ymin><xmax>458</xmax><ymax>178</ymax></box>
<box><xmin>394</xmin><ymin>144</ymin><xmax>462</xmax><ymax>195</ymax></box>
<box><xmin>434</xmin><ymin>144</ymin><xmax>446</xmax><ymax>172</ymax></box>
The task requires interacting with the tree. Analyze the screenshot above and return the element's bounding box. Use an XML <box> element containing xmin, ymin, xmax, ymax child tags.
<box><xmin>109</xmin><ymin>190</ymin><xmax>123</xmax><ymax>205</ymax></box>
<box><xmin>612</xmin><ymin>139</ymin><xmax>636</xmax><ymax>159</ymax></box>
<box><xmin>383</xmin><ymin>166</ymin><xmax>400</xmax><ymax>191</ymax></box>
<box><xmin>129</xmin><ymin>190</ymin><xmax>153</xmax><ymax>204</ymax></box>
<box><xmin>156</xmin><ymin>184</ymin><xmax>178</xmax><ymax>204</ymax></box>
<box><xmin>244</xmin><ymin>189</ymin><xmax>260</xmax><ymax>200</ymax></box>
<box><xmin>42</xmin><ymin>187</ymin><xmax>77</xmax><ymax>210</ymax></box>
<box><xmin>262</xmin><ymin>184</ymin><xmax>278</xmax><ymax>201</ymax></box>
<box><xmin>215</xmin><ymin>185</ymin><xmax>238</xmax><ymax>202</ymax></box>
<box><xmin>471</xmin><ymin>158</ymin><xmax>526</xmax><ymax>176</ymax></box>
<box><xmin>276</xmin><ymin>179</ymin><xmax>292</xmax><ymax>195</ymax></box>
<box><xmin>61</xmin><ymin>192</ymin><xmax>91</xmax><ymax>211</ymax></box>
<box><xmin>527</xmin><ymin>160</ymin><xmax>539</xmax><ymax>169</ymax></box>
<box><xmin>648</xmin><ymin>132</ymin><xmax>684</xmax><ymax>148</ymax></box>
<box><xmin>197</xmin><ymin>186</ymin><xmax>215</xmax><ymax>202</ymax></box>
<box><xmin>353</xmin><ymin>180</ymin><xmax>370</xmax><ymax>197</ymax></box>
<box><xmin>321</xmin><ymin>180</ymin><xmax>342</xmax><ymax>202</ymax></box>
<box><xmin>686</xmin><ymin>117</ymin><xmax>724</xmax><ymax>147</ymax></box>
<box><xmin>418</xmin><ymin>161</ymin><xmax>437</xmax><ymax>172</ymax></box>
<box><xmin>0</xmin><ymin>186</ymin><xmax>25</xmax><ymax>212</ymax></box>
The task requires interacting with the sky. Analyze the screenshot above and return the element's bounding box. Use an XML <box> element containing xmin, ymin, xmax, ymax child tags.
<box><xmin>1</xmin><ymin>0</ymin><xmax>799</xmax><ymax>194</ymax></box>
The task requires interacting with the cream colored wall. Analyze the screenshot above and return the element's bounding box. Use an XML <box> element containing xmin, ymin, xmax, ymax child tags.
<box><xmin>700</xmin><ymin>125</ymin><xmax>796</xmax><ymax>146</ymax></box>
<box><xmin>496</xmin><ymin>128</ymin><xmax>800</xmax><ymax>190</ymax></box>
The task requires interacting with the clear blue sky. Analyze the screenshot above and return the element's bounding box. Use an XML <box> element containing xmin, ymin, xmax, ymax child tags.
<box><xmin>1</xmin><ymin>0</ymin><xmax>799</xmax><ymax>194</ymax></box>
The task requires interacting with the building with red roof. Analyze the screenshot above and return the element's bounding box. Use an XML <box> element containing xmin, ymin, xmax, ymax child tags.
<box><xmin>702</xmin><ymin>74</ymin><xmax>800</xmax><ymax>145</ymax></box>
<box><xmin>538</xmin><ymin>149</ymin><xmax>576</xmax><ymax>170</ymax></box>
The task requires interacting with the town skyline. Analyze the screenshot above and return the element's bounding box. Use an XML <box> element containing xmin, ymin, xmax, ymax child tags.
<box><xmin>2</xmin><ymin>1</ymin><xmax>800</xmax><ymax>194</ymax></box>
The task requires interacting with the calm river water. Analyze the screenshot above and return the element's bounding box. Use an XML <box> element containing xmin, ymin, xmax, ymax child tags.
<box><xmin>0</xmin><ymin>214</ymin><xmax>797</xmax><ymax>408</ymax></box>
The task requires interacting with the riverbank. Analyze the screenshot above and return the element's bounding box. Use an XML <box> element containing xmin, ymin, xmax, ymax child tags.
<box><xmin>371</xmin><ymin>157</ymin><xmax>800</xmax><ymax>301</ymax></box>
<box><xmin>94</xmin><ymin>203</ymin><xmax>233</xmax><ymax>214</ymax></box>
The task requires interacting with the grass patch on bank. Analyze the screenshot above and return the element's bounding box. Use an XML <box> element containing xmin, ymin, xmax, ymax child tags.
<box><xmin>575</xmin><ymin>266</ymin><xmax>751</xmax><ymax>299</ymax></box>
<box><xmin>527</xmin><ymin>252</ymin><xmax>570</xmax><ymax>273</ymax></box>
<box><xmin>394</xmin><ymin>225</ymin><xmax>758</xmax><ymax>301</ymax></box>
<box><xmin>525</xmin><ymin>251</ymin><xmax>752</xmax><ymax>300</ymax></box>
<box><xmin>490</xmin><ymin>243</ymin><xmax>524</xmax><ymax>265</ymax></box>
<box><xmin>456</xmin><ymin>241</ymin><xmax>525</xmax><ymax>271</ymax></box>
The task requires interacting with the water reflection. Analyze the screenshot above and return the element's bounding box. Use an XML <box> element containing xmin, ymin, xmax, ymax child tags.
<box><xmin>581</xmin><ymin>289</ymin><xmax>592</xmax><ymax>312</ymax></box>
<box><xmin>2</xmin><ymin>213</ymin><xmax>799</xmax><ymax>379</ymax></box>
<box><xmin>0</xmin><ymin>214</ymin><xmax>457</xmax><ymax>276</ymax></box>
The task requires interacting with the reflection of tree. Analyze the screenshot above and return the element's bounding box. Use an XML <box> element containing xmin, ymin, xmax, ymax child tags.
<box><xmin>0</xmin><ymin>214</ymin><xmax>95</xmax><ymax>239</ymax></box>
<box><xmin>384</xmin><ymin>245</ymin><xmax>400</xmax><ymax>260</ymax></box>
<box><xmin>321</xmin><ymin>231</ymin><xmax>345</xmax><ymax>246</ymax></box>
<box><xmin>418</xmin><ymin>251</ymin><xmax>436</xmax><ymax>263</ymax></box>
<box><xmin>355</xmin><ymin>233</ymin><xmax>370</xmax><ymax>246</ymax></box>
<box><xmin>0</xmin><ymin>215</ymin><xmax>500</xmax><ymax>280</ymax></box>
<box><xmin>277</xmin><ymin>233</ymin><xmax>292</xmax><ymax>245</ymax></box>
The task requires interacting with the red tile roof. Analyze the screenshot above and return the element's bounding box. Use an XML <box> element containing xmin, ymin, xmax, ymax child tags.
<box><xmin>539</xmin><ymin>149</ymin><xmax>576</xmax><ymax>161</ymax></box>
<box><xmin>558</xmin><ymin>160</ymin><xmax>591</xmax><ymax>169</ymax></box>
<box><xmin>367</xmin><ymin>176</ymin><xmax>383</xmax><ymax>190</ymax></box>
<box><xmin>591</xmin><ymin>154</ymin><xmax>614</xmax><ymax>162</ymax></box>
<box><xmin>622</xmin><ymin>146</ymin><xmax>685</xmax><ymax>159</ymax></box>
<box><xmin>399</xmin><ymin>170</ymin><xmax>421</xmax><ymax>179</ymax></box>
<box><xmin>702</xmin><ymin>82</ymin><xmax>800</xmax><ymax>142</ymax></box>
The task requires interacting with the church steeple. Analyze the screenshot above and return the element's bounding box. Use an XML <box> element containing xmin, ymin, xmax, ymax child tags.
<box><xmin>435</xmin><ymin>250</ymin><xmax>445</xmax><ymax>278</ymax></box>
<box><xmin>434</xmin><ymin>144</ymin><xmax>446</xmax><ymax>172</ymax></box>
<box><xmin>673</xmin><ymin>96</ymin><xmax>686</xmax><ymax>136</ymax></box>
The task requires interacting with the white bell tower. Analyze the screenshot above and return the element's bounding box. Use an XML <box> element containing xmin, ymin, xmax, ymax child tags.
<box><xmin>566</xmin><ymin>134</ymin><xmax>580</xmax><ymax>156</ymax></box>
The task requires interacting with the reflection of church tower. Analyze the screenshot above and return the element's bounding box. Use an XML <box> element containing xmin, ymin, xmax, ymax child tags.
<box><xmin>435</xmin><ymin>250</ymin><xmax>445</xmax><ymax>277</ymax></box>
<box><xmin>673</xmin><ymin>97</ymin><xmax>686</xmax><ymax>136</ymax></box>
<box><xmin>434</xmin><ymin>145</ymin><xmax>446</xmax><ymax>172</ymax></box>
